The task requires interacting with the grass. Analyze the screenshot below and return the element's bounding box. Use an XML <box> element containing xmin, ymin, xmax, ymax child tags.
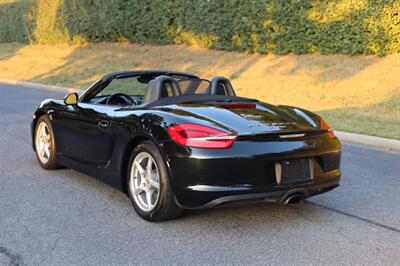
<box><xmin>0</xmin><ymin>42</ymin><xmax>399</xmax><ymax>139</ymax></box>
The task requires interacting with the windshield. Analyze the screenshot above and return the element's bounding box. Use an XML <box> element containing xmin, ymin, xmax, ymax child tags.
<box><xmin>97</xmin><ymin>76</ymin><xmax>148</xmax><ymax>97</ymax></box>
<box><xmin>178</xmin><ymin>79</ymin><xmax>210</xmax><ymax>95</ymax></box>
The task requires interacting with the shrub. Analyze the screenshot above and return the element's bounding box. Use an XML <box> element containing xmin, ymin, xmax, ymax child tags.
<box><xmin>0</xmin><ymin>0</ymin><xmax>35</xmax><ymax>43</ymax></box>
<box><xmin>1</xmin><ymin>0</ymin><xmax>400</xmax><ymax>55</ymax></box>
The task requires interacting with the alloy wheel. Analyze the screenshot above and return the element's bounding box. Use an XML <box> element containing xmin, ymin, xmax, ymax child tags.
<box><xmin>129</xmin><ymin>152</ymin><xmax>161</xmax><ymax>212</ymax></box>
<box><xmin>35</xmin><ymin>121</ymin><xmax>52</xmax><ymax>164</ymax></box>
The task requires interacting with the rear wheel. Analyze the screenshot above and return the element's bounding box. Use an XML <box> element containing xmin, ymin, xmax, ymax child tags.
<box><xmin>127</xmin><ymin>141</ymin><xmax>183</xmax><ymax>221</ymax></box>
<box><xmin>34</xmin><ymin>115</ymin><xmax>61</xmax><ymax>169</ymax></box>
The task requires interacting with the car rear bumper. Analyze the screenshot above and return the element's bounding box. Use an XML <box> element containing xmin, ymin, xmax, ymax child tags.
<box><xmin>163</xmin><ymin>134</ymin><xmax>341</xmax><ymax>209</ymax></box>
<box><xmin>173</xmin><ymin>177</ymin><xmax>340</xmax><ymax>209</ymax></box>
<box><xmin>184</xmin><ymin>177</ymin><xmax>340</xmax><ymax>209</ymax></box>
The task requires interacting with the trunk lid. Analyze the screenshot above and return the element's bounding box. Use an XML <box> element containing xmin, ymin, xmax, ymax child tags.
<box><xmin>162</xmin><ymin>102</ymin><xmax>322</xmax><ymax>136</ymax></box>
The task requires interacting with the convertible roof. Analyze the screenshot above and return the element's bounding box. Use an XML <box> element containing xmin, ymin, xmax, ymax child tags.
<box><xmin>101</xmin><ymin>70</ymin><xmax>199</xmax><ymax>81</ymax></box>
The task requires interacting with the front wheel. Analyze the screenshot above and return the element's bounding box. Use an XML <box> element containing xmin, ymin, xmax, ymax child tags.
<box><xmin>34</xmin><ymin>115</ymin><xmax>61</xmax><ymax>169</ymax></box>
<box><xmin>127</xmin><ymin>141</ymin><xmax>183</xmax><ymax>221</ymax></box>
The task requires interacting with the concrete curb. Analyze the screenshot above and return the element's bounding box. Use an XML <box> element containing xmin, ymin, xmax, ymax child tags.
<box><xmin>335</xmin><ymin>131</ymin><xmax>400</xmax><ymax>151</ymax></box>
<box><xmin>1</xmin><ymin>78</ymin><xmax>399</xmax><ymax>151</ymax></box>
<box><xmin>0</xmin><ymin>78</ymin><xmax>75</xmax><ymax>93</ymax></box>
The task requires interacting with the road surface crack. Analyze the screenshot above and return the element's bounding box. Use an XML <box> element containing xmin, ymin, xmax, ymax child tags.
<box><xmin>306</xmin><ymin>201</ymin><xmax>400</xmax><ymax>233</ymax></box>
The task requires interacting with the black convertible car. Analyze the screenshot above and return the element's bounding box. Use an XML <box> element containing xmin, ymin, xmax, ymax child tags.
<box><xmin>32</xmin><ymin>70</ymin><xmax>341</xmax><ymax>221</ymax></box>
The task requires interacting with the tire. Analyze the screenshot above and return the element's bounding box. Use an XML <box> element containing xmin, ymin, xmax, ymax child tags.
<box><xmin>34</xmin><ymin>115</ymin><xmax>61</xmax><ymax>170</ymax></box>
<box><xmin>127</xmin><ymin>140</ymin><xmax>183</xmax><ymax>221</ymax></box>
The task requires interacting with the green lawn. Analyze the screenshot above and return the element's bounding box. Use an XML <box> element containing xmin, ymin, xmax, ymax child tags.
<box><xmin>1</xmin><ymin>42</ymin><xmax>399</xmax><ymax>139</ymax></box>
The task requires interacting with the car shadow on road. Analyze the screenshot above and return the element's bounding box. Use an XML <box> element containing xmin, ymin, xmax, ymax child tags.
<box><xmin>181</xmin><ymin>201</ymin><xmax>323</xmax><ymax>224</ymax></box>
<box><xmin>59</xmin><ymin>167</ymin><xmax>325</xmax><ymax>222</ymax></box>
<box><xmin>27</xmin><ymin>158</ymin><xmax>334</xmax><ymax>232</ymax></box>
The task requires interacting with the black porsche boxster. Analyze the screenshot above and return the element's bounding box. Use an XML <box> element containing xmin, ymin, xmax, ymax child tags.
<box><xmin>32</xmin><ymin>70</ymin><xmax>341</xmax><ymax>221</ymax></box>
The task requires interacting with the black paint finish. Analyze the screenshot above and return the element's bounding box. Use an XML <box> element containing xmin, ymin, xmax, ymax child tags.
<box><xmin>31</xmin><ymin>71</ymin><xmax>341</xmax><ymax>209</ymax></box>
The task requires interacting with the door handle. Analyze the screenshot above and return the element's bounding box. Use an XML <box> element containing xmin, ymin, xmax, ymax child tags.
<box><xmin>98</xmin><ymin>120</ymin><xmax>110</xmax><ymax>129</ymax></box>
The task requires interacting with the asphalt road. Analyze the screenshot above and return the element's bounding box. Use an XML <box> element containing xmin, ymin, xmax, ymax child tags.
<box><xmin>1</xmin><ymin>83</ymin><xmax>399</xmax><ymax>266</ymax></box>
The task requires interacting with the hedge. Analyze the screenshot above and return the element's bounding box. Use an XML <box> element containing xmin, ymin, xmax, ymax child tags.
<box><xmin>0</xmin><ymin>0</ymin><xmax>34</xmax><ymax>43</ymax></box>
<box><xmin>1</xmin><ymin>0</ymin><xmax>400</xmax><ymax>55</ymax></box>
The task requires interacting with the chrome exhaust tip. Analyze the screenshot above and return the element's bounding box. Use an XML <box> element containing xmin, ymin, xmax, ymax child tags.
<box><xmin>284</xmin><ymin>194</ymin><xmax>305</xmax><ymax>204</ymax></box>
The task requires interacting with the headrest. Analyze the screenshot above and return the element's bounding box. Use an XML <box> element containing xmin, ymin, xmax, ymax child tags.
<box><xmin>210</xmin><ymin>76</ymin><xmax>236</xmax><ymax>96</ymax></box>
<box><xmin>142</xmin><ymin>76</ymin><xmax>182</xmax><ymax>104</ymax></box>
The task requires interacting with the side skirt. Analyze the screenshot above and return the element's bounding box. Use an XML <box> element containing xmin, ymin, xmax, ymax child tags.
<box><xmin>57</xmin><ymin>154</ymin><xmax>124</xmax><ymax>192</ymax></box>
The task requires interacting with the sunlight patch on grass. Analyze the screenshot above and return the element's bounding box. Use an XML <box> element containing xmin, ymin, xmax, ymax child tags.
<box><xmin>233</xmin><ymin>54</ymin><xmax>399</xmax><ymax>111</ymax></box>
<box><xmin>0</xmin><ymin>43</ymin><xmax>76</xmax><ymax>81</ymax></box>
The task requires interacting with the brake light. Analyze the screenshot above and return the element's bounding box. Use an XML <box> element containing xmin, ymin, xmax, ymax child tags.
<box><xmin>320</xmin><ymin>118</ymin><xmax>335</xmax><ymax>139</ymax></box>
<box><xmin>221</xmin><ymin>103</ymin><xmax>256</xmax><ymax>109</ymax></box>
<box><xmin>167</xmin><ymin>123</ymin><xmax>237</xmax><ymax>148</ymax></box>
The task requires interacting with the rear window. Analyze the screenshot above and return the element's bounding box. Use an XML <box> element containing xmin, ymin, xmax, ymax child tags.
<box><xmin>178</xmin><ymin>79</ymin><xmax>210</xmax><ymax>95</ymax></box>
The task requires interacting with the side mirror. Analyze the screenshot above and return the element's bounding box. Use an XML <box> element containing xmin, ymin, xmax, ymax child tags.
<box><xmin>64</xmin><ymin>93</ymin><xmax>78</xmax><ymax>105</ymax></box>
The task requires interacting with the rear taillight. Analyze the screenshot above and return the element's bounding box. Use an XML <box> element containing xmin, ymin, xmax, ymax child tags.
<box><xmin>320</xmin><ymin>118</ymin><xmax>335</xmax><ymax>139</ymax></box>
<box><xmin>167</xmin><ymin>123</ymin><xmax>237</xmax><ymax>149</ymax></box>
